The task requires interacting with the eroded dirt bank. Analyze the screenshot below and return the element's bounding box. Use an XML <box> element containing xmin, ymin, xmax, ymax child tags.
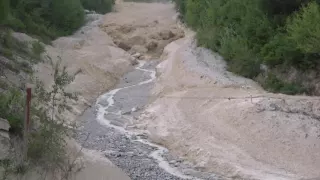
<box><xmin>135</xmin><ymin>34</ymin><xmax>320</xmax><ymax>179</ymax></box>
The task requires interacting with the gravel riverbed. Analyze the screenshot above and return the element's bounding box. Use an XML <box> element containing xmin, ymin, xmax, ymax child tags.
<box><xmin>76</xmin><ymin>61</ymin><xmax>222</xmax><ymax>180</ymax></box>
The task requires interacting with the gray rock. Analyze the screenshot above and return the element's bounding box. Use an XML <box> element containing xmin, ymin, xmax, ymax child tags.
<box><xmin>117</xmin><ymin>41</ymin><xmax>132</xmax><ymax>51</ymax></box>
<box><xmin>0</xmin><ymin>118</ymin><xmax>10</xmax><ymax>160</ymax></box>
<box><xmin>121</xmin><ymin>109</ymin><xmax>132</xmax><ymax>115</ymax></box>
<box><xmin>131</xmin><ymin>45</ymin><xmax>148</xmax><ymax>54</ymax></box>
<box><xmin>0</xmin><ymin>118</ymin><xmax>10</xmax><ymax>135</ymax></box>
<box><xmin>159</xmin><ymin>30</ymin><xmax>175</xmax><ymax>40</ymax></box>
<box><xmin>132</xmin><ymin>53</ymin><xmax>142</xmax><ymax>59</ymax></box>
<box><xmin>146</xmin><ymin>41</ymin><xmax>158</xmax><ymax>51</ymax></box>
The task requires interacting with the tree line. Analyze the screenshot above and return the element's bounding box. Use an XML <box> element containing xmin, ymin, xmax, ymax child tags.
<box><xmin>0</xmin><ymin>0</ymin><xmax>115</xmax><ymax>42</ymax></box>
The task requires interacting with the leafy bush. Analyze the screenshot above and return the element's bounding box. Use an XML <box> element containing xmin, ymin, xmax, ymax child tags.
<box><xmin>287</xmin><ymin>1</ymin><xmax>320</xmax><ymax>54</ymax></box>
<box><xmin>260</xmin><ymin>32</ymin><xmax>302</xmax><ymax>66</ymax></box>
<box><xmin>2</xmin><ymin>0</ymin><xmax>115</xmax><ymax>41</ymax></box>
<box><xmin>27</xmin><ymin>58</ymin><xmax>80</xmax><ymax>175</ymax></box>
<box><xmin>31</xmin><ymin>41</ymin><xmax>45</xmax><ymax>60</ymax></box>
<box><xmin>2</xmin><ymin>0</ymin><xmax>85</xmax><ymax>41</ymax></box>
<box><xmin>0</xmin><ymin>47</ymin><xmax>13</xmax><ymax>59</ymax></box>
<box><xmin>81</xmin><ymin>0</ymin><xmax>115</xmax><ymax>14</ymax></box>
<box><xmin>5</xmin><ymin>14</ymin><xmax>26</xmax><ymax>31</ymax></box>
<box><xmin>182</xmin><ymin>0</ymin><xmax>271</xmax><ymax>78</ymax></box>
<box><xmin>51</xmin><ymin>0</ymin><xmax>85</xmax><ymax>34</ymax></box>
<box><xmin>262</xmin><ymin>74</ymin><xmax>306</xmax><ymax>95</ymax></box>
<box><xmin>0</xmin><ymin>89</ymin><xmax>24</xmax><ymax>134</ymax></box>
<box><xmin>0</xmin><ymin>58</ymin><xmax>81</xmax><ymax>177</ymax></box>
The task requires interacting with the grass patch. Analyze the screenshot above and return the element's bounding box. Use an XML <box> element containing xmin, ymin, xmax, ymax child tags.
<box><xmin>0</xmin><ymin>47</ymin><xmax>13</xmax><ymax>59</ymax></box>
<box><xmin>31</xmin><ymin>41</ymin><xmax>44</xmax><ymax>60</ymax></box>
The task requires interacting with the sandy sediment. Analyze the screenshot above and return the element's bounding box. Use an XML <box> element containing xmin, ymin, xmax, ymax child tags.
<box><xmin>136</xmin><ymin>36</ymin><xmax>320</xmax><ymax>180</ymax></box>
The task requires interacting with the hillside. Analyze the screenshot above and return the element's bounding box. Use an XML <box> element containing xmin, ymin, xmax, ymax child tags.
<box><xmin>174</xmin><ymin>0</ymin><xmax>320</xmax><ymax>95</ymax></box>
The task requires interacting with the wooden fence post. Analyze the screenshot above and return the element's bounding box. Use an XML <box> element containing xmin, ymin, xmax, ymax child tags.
<box><xmin>23</xmin><ymin>85</ymin><xmax>32</xmax><ymax>161</ymax></box>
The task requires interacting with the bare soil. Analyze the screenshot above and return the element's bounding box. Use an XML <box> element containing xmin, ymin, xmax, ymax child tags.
<box><xmin>136</xmin><ymin>35</ymin><xmax>320</xmax><ymax>180</ymax></box>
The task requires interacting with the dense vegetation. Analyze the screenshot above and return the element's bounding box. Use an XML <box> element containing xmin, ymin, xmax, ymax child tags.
<box><xmin>174</xmin><ymin>0</ymin><xmax>320</xmax><ymax>94</ymax></box>
<box><xmin>0</xmin><ymin>0</ymin><xmax>114</xmax><ymax>42</ymax></box>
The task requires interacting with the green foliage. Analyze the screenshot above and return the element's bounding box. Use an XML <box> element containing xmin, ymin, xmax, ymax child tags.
<box><xmin>2</xmin><ymin>0</ymin><xmax>85</xmax><ymax>41</ymax></box>
<box><xmin>287</xmin><ymin>1</ymin><xmax>320</xmax><ymax>54</ymax></box>
<box><xmin>0</xmin><ymin>48</ymin><xmax>13</xmax><ymax>59</ymax></box>
<box><xmin>0</xmin><ymin>30</ymin><xmax>44</xmax><ymax>71</ymax></box>
<box><xmin>0</xmin><ymin>58</ymin><xmax>81</xmax><ymax>177</ymax></box>
<box><xmin>174</xmin><ymin>0</ymin><xmax>320</xmax><ymax>94</ymax></box>
<box><xmin>2</xmin><ymin>30</ymin><xmax>13</xmax><ymax>49</ymax></box>
<box><xmin>0</xmin><ymin>89</ymin><xmax>24</xmax><ymax>134</ymax></box>
<box><xmin>31</xmin><ymin>41</ymin><xmax>45</xmax><ymax>60</ymax></box>
<box><xmin>28</xmin><ymin>57</ymin><xmax>79</xmax><ymax>174</ymax></box>
<box><xmin>4</xmin><ymin>14</ymin><xmax>26</xmax><ymax>31</ymax></box>
<box><xmin>51</xmin><ymin>0</ymin><xmax>85</xmax><ymax>34</ymax></box>
<box><xmin>1</xmin><ymin>0</ymin><xmax>115</xmax><ymax>41</ymax></box>
<box><xmin>260</xmin><ymin>32</ymin><xmax>301</xmax><ymax>66</ymax></box>
<box><xmin>218</xmin><ymin>30</ymin><xmax>260</xmax><ymax>78</ymax></box>
<box><xmin>262</xmin><ymin>74</ymin><xmax>306</xmax><ymax>95</ymax></box>
<box><xmin>81</xmin><ymin>0</ymin><xmax>115</xmax><ymax>14</ymax></box>
<box><xmin>0</xmin><ymin>0</ymin><xmax>10</xmax><ymax>24</ymax></box>
<box><xmin>181</xmin><ymin>0</ymin><xmax>272</xmax><ymax>78</ymax></box>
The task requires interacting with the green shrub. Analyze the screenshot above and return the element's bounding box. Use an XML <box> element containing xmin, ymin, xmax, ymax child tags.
<box><xmin>5</xmin><ymin>14</ymin><xmax>26</xmax><ymax>31</ymax></box>
<box><xmin>0</xmin><ymin>89</ymin><xmax>24</xmax><ymax>134</ymax></box>
<box><xmin>260</xmin><ymin>32</ymin><xmax>302</xmax><ymax>66</ymax></box>
<box><xmin>218</xmin><ymin>28</ymin><xmax>261</xmax><ymax>78</ymax></box>
<box><xmin>31</xmin><ymin>41</ymin><xmax>45</xmax><ymax>60</ymax></box>
<box><xmin>185</xmin><ymin>0</ymin><xmax>205</xmax><ymax>28</ymax></box>
<box><xmin>0</xmin><ymin>47</ymin><xmax>13</xmax><ymax>59</ymax></box>
<box><xmin>51</xmin><ymin>0</ymin><xmax>85</xmax><ymax>34</ymax></box>
<box><xmin>81</xmin><ymin>0</ymin><xmax>115</xmax><ymax>14</ymax></box>
<box><xmin>2</xmin><ymin>29</ymin><xmax>13</xmax><ymax>49</ymax></box>
<box><xmin>262</xmin><ymin>74</ymin><xmax>306</xmax><ymax>95</ymax></box>
<box><xmin>287</xmin><ymin>1</ymin><xmax>320</xmax><ymax>54</ymax></box>
<box><xmin>2</xmin><ymin>0</ymin><xmax>85</xmax><ymax>41</ymax></box>
<box><xmin>183</xmin><ymin>0</ymin><xmax>269</xmax><ymax>78</ymax></box>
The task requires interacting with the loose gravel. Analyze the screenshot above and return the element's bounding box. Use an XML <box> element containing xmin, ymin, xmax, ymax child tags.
<box><xmin>76</xmin><ymin>61</ymin><xmax>222</xmax><ymax>180</ymax></box>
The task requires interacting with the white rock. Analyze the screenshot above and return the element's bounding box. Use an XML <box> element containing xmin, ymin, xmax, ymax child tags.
<box><xmin>132</xmin><ymin>53</ymin><xmax>142</xmax><ymax>59</ymax></box>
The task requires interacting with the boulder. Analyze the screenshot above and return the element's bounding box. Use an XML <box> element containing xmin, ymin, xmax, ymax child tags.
<box><xmin>131</xmin><ymin>45</ymin><xmax>148</xmax><ymax>54</ymax></box>
<box><xmin>146</xmin><ymin>41</ymin><xmax>158</xmax><ymax>51</ymax></box>
<box><xmin>159</xmin><ymin>30</ymin><xmax>175</xmax><ymax>40</ymax></box>
<box><xmin>117</xmin><ymin>41</ymin><xmax>131</xmax><ymax>51</ymax></box>
<box><xmin>132</xmin><ymin>53</ymin><xmax>142</xmax><ymax>59</ymax></box>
